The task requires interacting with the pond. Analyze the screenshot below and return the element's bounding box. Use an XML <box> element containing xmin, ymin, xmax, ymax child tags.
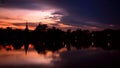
<box><xmin>0</xmin><ymin>44</ymin><xmax>120</xmax><ymax>68</ymax></box>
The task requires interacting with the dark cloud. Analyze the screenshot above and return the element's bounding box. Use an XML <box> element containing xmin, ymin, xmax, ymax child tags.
<box><xmin>50</xmin><ymin>0</ymin><xmax>120</xmax><ymax>29</ymax></box>
<box><xmin>60</xmin><ymin>15</ymin><xmax>120</xmax><ymax>30</ymax></box>
<box><xmin>42</xmin><ymin>0</ymin><xmax>120</xmax><ymax>26</ymax></box>
<box><xmin>0</xmin><ymin>0</ymin><xmax>55</xmax><ymax>10</ymax></box>
<box><xmin>52</xmin><ymin>11</ymin><xmax>66</xmax><ymax>16</ymax></box>
<box><xmin>12</xmin><ymin>22</ymin><xmax>37</xmax><ymax>27</ymax></box>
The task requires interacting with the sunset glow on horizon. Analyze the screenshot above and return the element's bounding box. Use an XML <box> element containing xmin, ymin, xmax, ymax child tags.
<box><xmin>0</xmin><ymin>0</ymin><xmax>120</xmax><ymax>31</ymax></box>
<box><xmin>0</xmin><ymin>7</ymin><xmax>68</xmax><ymax>30</ymax></box>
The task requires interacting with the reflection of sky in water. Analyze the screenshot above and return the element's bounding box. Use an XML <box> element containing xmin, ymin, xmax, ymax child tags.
<box><xmin>0</xmin><ymin>45</ymin><xmax>120</xmax><ymax>68</ymax></box>
<box><xmin>0</xmin><ymin>47</ymin><xmax>61</xmax><ymax>66</ymax></box>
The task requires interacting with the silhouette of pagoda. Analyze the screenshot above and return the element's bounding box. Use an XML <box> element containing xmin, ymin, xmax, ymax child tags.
<box><xmin>25</xmin><ymin>23</ymin><xmax>29</xmax><ymax>32</ymax></box>
<box><xmin>24</xmin><ymin>23</ymin><xmax>29</xmax><ymax>54</ymax></box>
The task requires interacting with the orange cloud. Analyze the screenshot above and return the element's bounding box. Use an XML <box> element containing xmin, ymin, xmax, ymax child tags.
<box><xmin>0</xmin><ymin>7</ymin><xmax>65</xmax><ymax>30</ymax></box>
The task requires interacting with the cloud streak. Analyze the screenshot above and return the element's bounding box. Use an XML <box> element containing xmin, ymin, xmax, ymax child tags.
<box><xmin>0</xmin><ymin>16</ymin><xmax>25</xmax><ymax>21</ymax></box>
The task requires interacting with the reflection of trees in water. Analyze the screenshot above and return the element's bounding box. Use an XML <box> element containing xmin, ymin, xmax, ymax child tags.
<box><xmin>0</xmin><ymin>24</ymin><xmax>120</xmax><ymax>54</ymax></box>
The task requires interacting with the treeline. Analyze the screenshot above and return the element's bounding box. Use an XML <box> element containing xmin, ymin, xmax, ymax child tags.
<box><xmin>0</xmin><ymin>24</ymin><xmax>120</xmax><ymax>53</ymax></box>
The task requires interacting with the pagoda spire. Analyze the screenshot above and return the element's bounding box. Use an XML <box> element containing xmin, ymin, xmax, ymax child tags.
<box><xmin>24</xmin><ymin>22</ymin><xmax>29</xmax><ymax>54</ymax></box>
<box><xmin>25</xmin><ymin>22</ymin><xmax>29</xmax><ymax>31</ymax></box>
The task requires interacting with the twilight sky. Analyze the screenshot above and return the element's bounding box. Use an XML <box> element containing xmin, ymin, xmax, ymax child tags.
<box><xmin>0</xmin><ymin>0</ymin><xmax>120</xmax><ymax>31</ymax></box>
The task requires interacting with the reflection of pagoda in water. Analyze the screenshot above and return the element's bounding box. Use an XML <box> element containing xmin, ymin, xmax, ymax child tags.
<box><xmin>23</xmin><ymin>23</ymin><xmax>48</xmax><ymax>54</ymax></box>
<box><xmin>24</xmin><ymin>23</ymin><xmax>29</xmax><ymax>54</ymax></box>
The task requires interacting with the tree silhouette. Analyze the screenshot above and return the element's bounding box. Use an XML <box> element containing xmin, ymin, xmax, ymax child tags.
<box><xmin>0</xmin><ymin>23</ymin><xmax>120</xmax><ymax>53</ymax></box>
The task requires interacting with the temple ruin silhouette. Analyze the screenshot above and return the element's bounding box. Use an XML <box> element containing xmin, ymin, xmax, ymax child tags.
<box><xmin>0</xmin><ymin>23</ymin><xmax>120</xmax><ymax>54</ymax></box>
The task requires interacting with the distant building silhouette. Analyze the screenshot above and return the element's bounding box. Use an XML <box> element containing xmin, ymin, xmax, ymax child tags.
<box><xmin>0</xmin><ymin>22</ymin><xmax>120</xmax><ymax>54</ymax></box>
<box><xmin>35</xmin><ymin>23</ymin><xmax>48</xmax><ymax>32</ymax></box>
<box><xmin>24</xmin><ymin>23</ymin><xmax>29</xmax><ymax>54</ymax></box>
<box><xmin>25</xmin><ymin>23</ymin><xmax>29</xmax><ymax>32</ymax></box>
